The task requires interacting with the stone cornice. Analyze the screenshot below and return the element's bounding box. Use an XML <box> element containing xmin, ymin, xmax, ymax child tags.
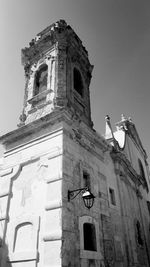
<box><xmin>63</xmin><ymin>127</ymin><xmax>105</xmax><ymax>162</ymax></box>
<box><xmin>62</xmin><ymin>110</ymin><xmax>110</xmax><ymax>153</ymax></box>
<box><xmin>0</xmin><ymin>109</ymin><xmax>64</xmax><ymax>146</ymax></box>
<box><xmin>0</xmin><ymin>109</ymin><xmax>110</xmax><ymax>155</ymax></box>
<box><xmin>111</xmin><ymin>150</ymin><xmax>143</xmax><ymax>186</ymax></box>
<box><xmin>22</xmin><ymin>20</ymin><xmax>89</xmax><ymax>67</ymax></box>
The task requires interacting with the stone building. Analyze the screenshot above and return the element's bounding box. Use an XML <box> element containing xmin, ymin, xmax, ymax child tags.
<box><xmin>0</xmin><ymin>20</ymin><xmax>149</xmax><ymax>267</ymax></box>
<box><xmin>105</xmin><ymin>115</ymin><xmax>150</xmax><ymax>267</ymax></box>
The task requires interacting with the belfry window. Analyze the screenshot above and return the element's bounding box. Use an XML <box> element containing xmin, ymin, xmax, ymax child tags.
<box><xmin>73</xmin><ymin>68</ymin><xmax>83</xmax><ymax>97</ymax></box>
<box><xmin>34</xmin><ymin>64</ymin><xmax>48</xmax><ymax>96</ymax></box>
<box><xmin>83</xmin><ymin>223</ymin><xmax>97</xmax><ymax>251</ymax></box>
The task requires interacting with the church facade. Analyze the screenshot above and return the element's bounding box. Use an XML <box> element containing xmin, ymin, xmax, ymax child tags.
<box><xmin>0</xmin><ymin>20</ymin><xmax>149</xmax><ymax>267</ymax></box>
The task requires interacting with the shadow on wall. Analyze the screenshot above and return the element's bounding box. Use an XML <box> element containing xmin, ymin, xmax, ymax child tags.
<box><xmin>0</xmin><ymin>237</ymin><xmax>12</xmax><ymax>267</ymax></box>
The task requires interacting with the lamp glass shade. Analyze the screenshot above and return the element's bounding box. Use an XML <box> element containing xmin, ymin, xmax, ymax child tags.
<box><xmin>82</xmin><ymin>190</ymin><xmax>95</xmax><ymax>209</ymax></box>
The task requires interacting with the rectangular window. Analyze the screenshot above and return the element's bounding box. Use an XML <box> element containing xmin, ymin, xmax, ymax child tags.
<box><xmin>147</xmin><ymin>201</ymin><xmax>150</xmax><ymax>215</ymax></box>
<box><xmin>109</xmin><ymin>188</ymin><xmax>116</xmax><ymax>206</ymax></box>
<box><xmin>83</xmin><ymin>172</ymin><xmax>90</xmax><ymax>189</ymax></box>
<box><xmin>83</xmin><ymin>223</ymin><xmax>97</xmax><ymax>251</ymax></box>
<box><xmin>79</xmin><ymin>216</ymin><xmax>102</xmax><ymax>260</ymax></box>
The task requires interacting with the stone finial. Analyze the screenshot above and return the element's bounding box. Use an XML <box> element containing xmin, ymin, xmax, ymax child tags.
<box><xmin>105</xmin><ymin>115</ymin><xmax>113</xmax><ymax>139</ymax></box>
<box><xmin>105</xmin><ymin>115</ymin><xmax>110</xmax><ymax>122</ymax></box>
<box><xmin>35</xmin><ymin>35</ymin><xmax>41</xmax><ymax>42</ymax></box>
<box><xmin>128</xmin><ymin>117</ymin><xmax>133</xmax><ymax>123</ymax></box>
<box><xmin>105</xmin><ymin>115</ymin><xmax>119</xmax><ymax>150</ymax></box>
<box><xmin>121</xmin><ymin>114</ymin><xmax>127</xmax><ymax>121</ymax></box>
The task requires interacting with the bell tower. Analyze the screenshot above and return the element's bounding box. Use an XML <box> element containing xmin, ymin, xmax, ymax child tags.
<box><xmin>20</xmin><ymin>20</ymin><xmax>93</xmax><ymax>128</ymax></box>
<box><xmin>0</xmin><ymin>21</ymin><xmax>108</xmax><ymax>267</ymax></box>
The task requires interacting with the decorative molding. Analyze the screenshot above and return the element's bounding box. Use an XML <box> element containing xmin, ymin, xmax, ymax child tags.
<box><xmin>72</xmin><ymin>128</ymin><xmax>95</xmax><ymax>150</ymax></box>
<box><xmin>45</xmin><ymin>200</ymin><xmax>62</xmax><ymax>211</ymax></box>
<box><xmin>8</xmin><ymin>215</ymin><xmax>40</xmax><ymax>262</ymax></box>
<box><xmin>68</xmin><ymin>128</ymin><xmax>105</xmax><ymax>162</ymax></box>
<box><xmin>0</xmin><ymin>213</ymin><xmax>9</xmax><ymax>221</ymax></box>
<box><xmin>9</xmin><ymin>250</ymin><xmax>37</xmax><ymax>262</ymax></box>
<box><xmin>18</xmin><ymin>112</ymin><xmax>27</xmax><ymax>127</ymax></box>
<box><xmin>0</xmin><ymin>190</ymin><xmax>12</xmax><ymax>198</ymax></box>
<box><xmin>43</xmin><ymin>231</ymin><xmax>62</xmax><ymax>241</ymax></box>
<box><xmin>0</xmin><ymin>165</ymin><xmax>21</xmax><ymax>180</ymax></box>
<box><xmin>2</xmin><ymin>128</ymin><xmax>63</xmax><ymax>157</ymax></box>
<box><xmin>28</xmin><ymin>89</ymin><xmax>52</xmax><ymax>105</ymax></box>
<box><xmin>0</xmin><ymin>168</ymin><xmax>13</xmax><ymax>177</ymax></box>
<box><xmin>46</xmin><ymin>176</ymin><xmax>62</xmax><ymax>184</ymax></box>
<box><xmin>111</xmin><ymin>151</ymin><xmax>142</xmax><ymax>186</ymax></box>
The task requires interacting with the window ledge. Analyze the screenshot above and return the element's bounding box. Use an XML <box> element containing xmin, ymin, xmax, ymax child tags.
<box><xmin>28</xmin><ymin>100</ymin><xmax>52</xmax><ymax>114</ymax></box>
<box><xmin>28</xmin><ymin>89</ymin><xmax>52</xmax><ymax>104</ymax></box>
<box><xmin>73</xmin><ymin>90</ymin><xmax>84</xmax><ymax>102</ymax></box>
<box><xmin>80</xmin><ymin>250</ymin><xmax>103</xmax><ymax>260</ymax></box>
<box><xmin>9</xmin><ymin>250</ymin><xmax>38</xmax><ymax>262</ymax></box>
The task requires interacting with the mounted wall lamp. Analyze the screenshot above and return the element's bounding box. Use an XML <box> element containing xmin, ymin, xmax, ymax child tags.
<box><xmin>68</xmin><ymin>187</ymin><xmax>95</xmax><ymax>209</ymax></box>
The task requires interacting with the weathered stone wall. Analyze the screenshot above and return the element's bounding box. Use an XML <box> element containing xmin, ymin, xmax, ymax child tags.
<box><xmin>125</xmin><ymin>135</ymin><xmax>148</xmax><ymax>180</ymax></box>
<box><xmin>113</xmin><ymin>161</ymin><xmax>150</xmax><ymax>267</ymax></box>
<box><xmin>60</xmin><ymin>119</ymin><xmax>150</xmax><ymax>267</ymax></box>
<box><xmin>62</xmin><ymin>121</ymin><xmax>110</xmax><ymax>267</ymax></box>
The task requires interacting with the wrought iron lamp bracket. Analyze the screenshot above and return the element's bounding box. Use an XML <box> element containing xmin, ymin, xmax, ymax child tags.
<box><xmin>68</xmin><ymin>187</ymin><xmax>89</xmax><ymax>201</ymax></box>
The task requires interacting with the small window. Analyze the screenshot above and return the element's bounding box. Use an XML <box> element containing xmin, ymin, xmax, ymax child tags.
<box><xmin>109</xmin><ymin>188</ymin><xmax>116</xmax><ymax>206</ymax></box>
<box><xmin>83</xmin><ymin>223</ymin><xmax>97</xmax><ymax>251</ymax></box>
<box><xmin>136</xmin><ymin>220</ymin><xmax>144</xmax><ymax>247</ymax></box>
<box><xmin>83</xmin><ymin>172</ymin><xmax>90</xmax><ymax>189</ymax></box>
<box><xmin>34</xmin><ymin>64</ymin><xmax>48</xmax><ymax>96</ymax></box>
<box><xmin>147</xmin><ymin>201</ymin><xmax>150</xmax><ymax>215</ymax></box>
<box><xmin>79</xmin><ymin>216</ymin><xmax>102</xmax><ymax>260</ymax></box>
<box><xmin>73</xmin><ymin>68</ymin><xmax>83</xmax><ymax>97</ymax></box>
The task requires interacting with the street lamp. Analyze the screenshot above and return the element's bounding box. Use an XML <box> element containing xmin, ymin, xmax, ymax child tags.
<box><xmin>68</xmin><ymin>187</ymin><xmax>95</xmax><ymax>209</ymax></box>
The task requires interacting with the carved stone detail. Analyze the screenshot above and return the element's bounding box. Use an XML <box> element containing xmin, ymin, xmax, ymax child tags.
<box><xmin>20</xmin><ymin>20</ymin><xmax>93</xmax><ymax>127</ymax></box>
<box><xmin>72</xmin><ymin>128</ymin><xmax>95</xmax><ymax>151</ymax></box>
<box><xmin>17</xmin><ymin>112</ymin><xmax>27</xmax><ymax>127</ymax></box>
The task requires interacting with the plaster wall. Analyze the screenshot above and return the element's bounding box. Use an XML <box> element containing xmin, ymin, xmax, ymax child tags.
<box><xmin>0</xmin><ymin>127</ymin><xmax>63</xmax><ymax>267</ymax></box>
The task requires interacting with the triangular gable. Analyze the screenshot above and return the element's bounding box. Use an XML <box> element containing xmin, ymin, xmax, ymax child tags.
<box><xmin>115</xmin><ymin>115</ymin><xmax>147</xmax><ymax>158</ymax></box>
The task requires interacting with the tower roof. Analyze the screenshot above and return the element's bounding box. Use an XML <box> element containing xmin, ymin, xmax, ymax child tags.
<box><xmin>21</xmin><ymin>20</ymin><xmax>89</xmax><ymax>67</ymax></box>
